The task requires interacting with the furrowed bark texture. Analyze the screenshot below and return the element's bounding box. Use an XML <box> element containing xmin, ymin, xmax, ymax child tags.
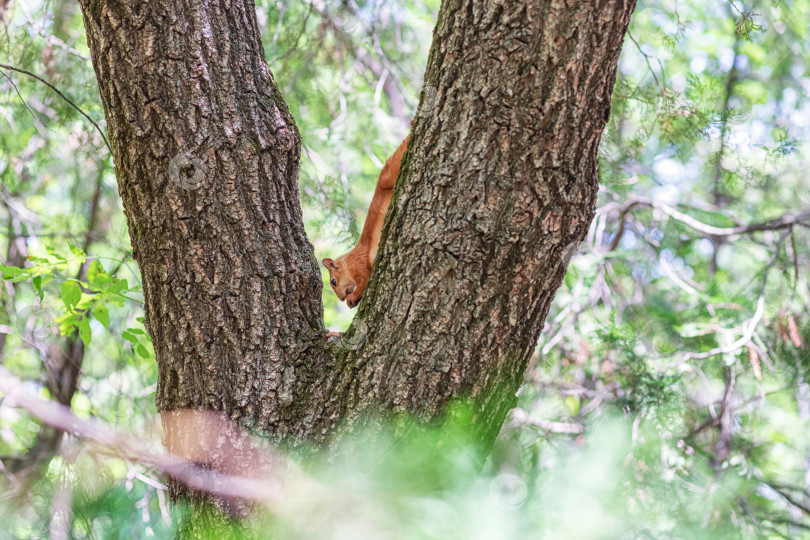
<box><xmin>77</xmin><ymin>0</ymin><xmax>327</xmax><ymax>444</ymax></box>
<box><xmin>79</xmin><ymin>0</ymin><xmax>635</xmax><ymax>496</ymax></box>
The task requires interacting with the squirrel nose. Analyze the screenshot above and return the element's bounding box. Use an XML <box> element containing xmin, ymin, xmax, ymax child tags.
<box><xmin>344</xmin><ymin>285</ymin><xmax>355</xmax><ymax>296</ymax></box>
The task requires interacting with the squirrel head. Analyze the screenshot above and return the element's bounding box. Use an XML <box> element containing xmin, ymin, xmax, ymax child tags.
<box><xmin>322</xmin><ymin>255</ymin><xmax>367</xmax><ymax>308</ymax></box>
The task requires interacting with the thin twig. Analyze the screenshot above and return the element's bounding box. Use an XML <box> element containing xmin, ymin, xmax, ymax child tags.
<box><xmin>0</xmin><ymin>62</ymin><xmax>112</xmax><ymax>155</ymax></box>
<box><xmin>0</xmin><ymin>67</ymin><xmax>46</xmax><ymax>133</ymax></box>
<box><xmin>613</xmin><ymin>197</ymin><xmax>810</xmax><ymax>238</ymax></box>
<box><xmin>627</xmin><ymin>31</ymin><xmax>665</xmax><ymax>92</ymax></box>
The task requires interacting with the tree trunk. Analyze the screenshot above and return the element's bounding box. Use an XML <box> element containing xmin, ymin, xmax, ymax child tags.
<box><xmin>78</xmin><ymin>0</ymin><xmax>327</xmax><ymax>428</ymax></box>
<box><xmin>340</xmin><ymin>0</ymin><xmax>637</xmax><ymax>444</ymax></box>
<box><xmin>79</xmin><ymin>0</ymin><xmax>635</xmax><ymax>500</ymax></box>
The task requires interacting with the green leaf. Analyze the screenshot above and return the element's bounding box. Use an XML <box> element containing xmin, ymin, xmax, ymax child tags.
<box><xmin>32</xmin><ymin>275</ymin><xmax>43</xmax><ymax>301</ymax></box>
<box><xmin>0</xmin><ymin>265</ymin><xmax>29</xmax><ymax>281</ymax></box>
<box><xmin>136</xmin><ymin>344</ymin><xmax>150</xmax><ymax>358</ymax></box>
<box><xmin>87</xmin><ymin>259</ymin><xmax>107</xmax><ymax>285</ymax></box>
<box><xmin>564</xmin><ymin>395</ymin><xmax>581</xmax><ymax>416</ymax></box>
<box><xmin>40</xmin><ymin>274</ymin><xmax>54</xmax><ymax>287</ymax></box>
<box><xmin>45</xmin><ymin>246</ymin><xmax>66</xmax><ymax>261</ymax></box>
<box><xmin>93</xmin><ymin>304</ymin><xmax>110</xmax><ymax>329</ymax></box>
<box><xmin>77</xmin><ymin>295</ymin><xmax>95</xmax><ymax>310</ymax></box>
<box><xmin>68</xmin><ymin>244</ymin><xmax>86</xmax><ymax>264</ymax></box>
<box><xmin>108</xmin><ymin>278</ymin><xmax>129</xmax><ymax>295</ymax></box>
<box><xmin>77</xmin><ymin>317</ymin><xmax>91</xmax><ymax>346</ymax></box>
<box><xmin>121</xmin><ymin>329</ymin><xmax>139</xmax><ymax>344</ymax></box>
<box><xmin>55</xmin><ymin>314</ymin><xmax>76</xmax><ymax>336</ymax></box>
<box><xmin>60</xmin><ymin>281</ymin><xmax>82</xmax><ymax>309</ymax></box>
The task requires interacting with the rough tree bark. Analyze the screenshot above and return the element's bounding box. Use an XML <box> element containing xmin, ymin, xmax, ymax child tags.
<box><xmin>78</xmin><ymin>0</ymin><xmax>635</xmax><ymax>498</ymax></box>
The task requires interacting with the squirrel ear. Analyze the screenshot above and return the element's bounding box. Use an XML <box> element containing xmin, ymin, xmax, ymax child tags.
<box><xmin>322</xmin><ymin>258</ymin><xmax>338</xmax><ymax>271</ymax></box>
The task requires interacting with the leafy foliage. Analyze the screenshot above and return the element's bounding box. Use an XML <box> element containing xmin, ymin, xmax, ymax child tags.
<box><xmin>1</xmin><ymin>0</ymin><xmax>810</xmax><ymax>537</ymax></box>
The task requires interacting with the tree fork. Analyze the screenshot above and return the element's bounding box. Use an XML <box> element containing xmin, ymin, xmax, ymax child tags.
<box><xmin>78</xmin><ymin>0</ymin><xmax>636</xmax><ymax>499</ymax></box>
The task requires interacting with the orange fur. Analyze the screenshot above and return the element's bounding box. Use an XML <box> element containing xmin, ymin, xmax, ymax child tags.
<box><xmin>323</xmin><ymin>136</ymin><xmax>409</xmax><ymax>308</ymax></box>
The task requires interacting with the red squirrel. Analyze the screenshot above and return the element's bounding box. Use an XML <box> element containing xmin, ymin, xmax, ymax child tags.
<box><xmin>322</xmin><ymin>136</ymin><xmax>409</xmax><ymax>308</ymax></box>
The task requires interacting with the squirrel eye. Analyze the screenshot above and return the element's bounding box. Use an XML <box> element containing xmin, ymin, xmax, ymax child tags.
<box><xmin>331</xmin><ymin>279</ymin><xmax>337</xmax><ymax>286</ymax></box>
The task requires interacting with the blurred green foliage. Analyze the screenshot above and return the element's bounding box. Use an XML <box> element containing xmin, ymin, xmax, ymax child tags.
<box><xmin>1</xmin><ymin>0</ymin><xmax>810</xmax><ymax>537</ymax></box>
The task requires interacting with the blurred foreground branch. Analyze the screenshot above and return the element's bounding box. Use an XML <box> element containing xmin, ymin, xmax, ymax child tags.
<box><xmin>0</xmin><ymin>366</ymin><xmax>283</xmax><ymax>505</ymax></box>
